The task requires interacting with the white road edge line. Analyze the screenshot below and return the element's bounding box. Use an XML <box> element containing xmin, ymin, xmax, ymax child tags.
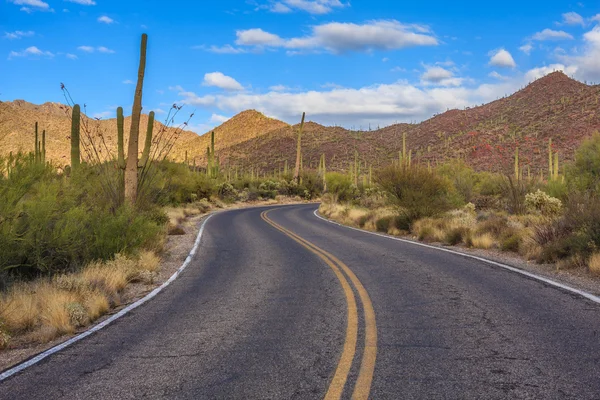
<box><xmin>0</xmin><ymin>214</ymin><xmax>214</xmax><ymax>382</ymax></box>
<box><xmin>313</xmin><ymin>209</ymin><xmax>600</xmax><ymax>305</ymax></box>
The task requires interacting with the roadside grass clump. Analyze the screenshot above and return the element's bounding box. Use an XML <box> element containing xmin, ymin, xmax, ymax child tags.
<box><xmin>470</xmin><ymin>233</ymin><xmax>495</xmax><ymax>249</ymax></box>
<box><xmin>0</xmin><ymin>251</ymin><xmax>161</xmax><ymax>347</ymax></box>
<box><xmin>587</xmin><ymin>253</ymin><xmax>600</xmax><ymax>276</ymax></box>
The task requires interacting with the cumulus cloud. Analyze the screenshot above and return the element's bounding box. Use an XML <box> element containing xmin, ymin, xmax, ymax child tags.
<box><xmin>524</xmin><ymin>64</ymin><xmax>578</xmax><ymax>82</ymax></box>
<box><xmin>531</xmin><ymin>29</ymin><xmax>574</xmax><ymax>41</ymax></box>
<box><xmin>173</xmin><ymin>77</ymin><xmax>522</xmax><ymax>128</ymax></box>
<box><xmin>488</xmin><ymin>71</ymin><xmax>510</xmax><ymax>80</ymax></box>
<box><xmin>488</xmin><ymin>49</ymin><xmax>516</xmax><ymax>68</ymax></box>
<box><xmin>65</xmin><ymin>0</ymin><xmax>96</xmax><ymax>4</ymax></box>
<box><xmin>210</xmin><ymin>114</ymin><xmax>230</xmax><ymax>124</ymax></box>
<box><xmin>203</xmin><ymin>72</ymin><xmax>244</xmax><ymax>91</ymax></box>
<box><xmin>8</xmin><ymin>46</ymin><xmax>54</xmax><ymax>59</ymax></box>
<box><xmin>558</xmin><ymin>26</ymin><xmax>600</xmax><ymax>81</ymax></box>
<box><xmin>97</xmin><ymin>16</ymin><xmax>114</xmax><ymax>24</ymax></box>
<box><xmin>519</xmin><ymin>43</ymin><xmax>533</xmax><ymax>55</ymax></box>
<box><xmin>231</xmin><ymin>20</ymin><xmax>437</xmax><ymax>54</ymax></box>
<box><xmin>78</xmin><ymin>45</ymin><xmax>115</xmax><ymax>53</ymax></box>
<box><xmin>3</xmin><ymin>30</ymin><xmax>35</xmax><ymax>39</ymax></box>
<box><xmin>9</xmin><ymin>0</ymin><xmax>50</xmax><ymax>10</ymax></box>
<box><xmin>268</xmin><ymin>0</ymin><xmax>346</xmax><ymax>14</ymax></box>
<box><xmin>269</xmin><ymin>85</ymin><xmax>290</xmax><ymax>91</ymax></box>
<box><xmin>65</xmin><ymin>53</ymin><xmax>78</xmax><ymax>59</ymax></box>
<box><xmin>420</xmin><ymin>66</ymin><xmax>463</xmax><ymax>87</ymax></box>
<box><xmin>235</xmin><ymin>29</ymin><xmax>284</xmax><ymax>46</ymax></box>
<box><xmin>200</xmin><ymin>44</ymin><xmax>247</xmax><ymax>54</ymax></box>
<box><xmin>591</xmin><ymin>14</ymin><xmax>600</xmax><ymax>23</ymax></box>
<box><xmin>562</xmin><ymin>12</ymin><xmax>584</xmax><ymax>26</ymax></box>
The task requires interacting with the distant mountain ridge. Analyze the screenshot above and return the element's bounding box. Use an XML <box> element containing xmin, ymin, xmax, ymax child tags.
<box><xmin>1</xmin><ymin>72</ymin><xmax>599</xmax><ymax>176</ymax></box>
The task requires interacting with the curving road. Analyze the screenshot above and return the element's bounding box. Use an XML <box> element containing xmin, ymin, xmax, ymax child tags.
<box><xmin>1</xmin><ymin>204</ymin><xmax>600</xmax><ymax>399</ymax></box>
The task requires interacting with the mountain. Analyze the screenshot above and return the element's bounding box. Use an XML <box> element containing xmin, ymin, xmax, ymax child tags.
<box><xmin>216</xmin><ymin>72</ymin><xmax>600</xmax><ymax>176</ymax></box>
<box><xmin>1</xmin><ymin>72</ymin><xmax>599</xmax><ymax>176</ymax></box>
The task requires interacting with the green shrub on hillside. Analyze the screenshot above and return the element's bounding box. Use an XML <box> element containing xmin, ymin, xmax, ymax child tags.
<box><xmin>375</xmin><ymin>165</ymin><xmax>453</xmax><ymax>227</ymax></box>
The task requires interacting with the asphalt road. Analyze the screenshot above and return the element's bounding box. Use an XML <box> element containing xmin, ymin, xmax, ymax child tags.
<box><xmin>1</xmin><ymin>204</ymin><xmax>600</xmax><ymax>399</ymax></box>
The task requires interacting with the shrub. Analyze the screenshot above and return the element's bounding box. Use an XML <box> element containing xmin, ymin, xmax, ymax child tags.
<box><xmin>375</xmin><ymin>216</ymin><xmax>392</xmax><ymax>232</ymax></box>
<box><xmin>325</xmin><ymin>172</ymin><xmax>358</xmax><ymax>203</ymax></box>
<box><xmin>445</xmin><ymin>227</ymin><xmax>471</xmax><ymax>246</ymax></box>
<box><xmin>500</xmin><ymin>232</ymin><xmax>521</xmax><ymax>252</ymax></box>
<box><xmin>375</xmin><ymin>165</ymin><xmax>453</xmax><ymax>226</ymax></box>
<box><xmin>588</xmin><ymin>253</ymin><xmax>600</xmax><ymax>276</ymax></box>
<box><xmin>568</xmin><ymin>132</ymin><xmax>600</xmax><ymax>193</ymax></box>
<box><xmin>524</xmin><ymin>190</ymin><xmax>562</xmax><ymax>217</ymax></box>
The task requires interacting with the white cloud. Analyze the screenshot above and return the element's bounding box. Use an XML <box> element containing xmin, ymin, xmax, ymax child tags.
<box><xmin>420</xmin><ymin>66</ymin><xmax>463</xmax><ymax>87</ymax></box>
<box><xmin>3</xmin><ymin>30</ymin><xmax>35</xmax><ymax>40</ymax></box>
<box><xmin>93</xmin><ymin>111</ymin><xmax>112</xmax><ymax>119</ymax></box>
<box><xmin>488</xmin><ymin>71</ymin><xmax>510</xmax><ymax>80</ymax></box>
<box><xmin>97</xmin><ymin>46</ymin><xmax>115</xmax><ymax>53</ymax></box>
<box><xmin>591</xmin><ymin>14</ymin><xmax>600</xmax><ymax>23</ymax></box>
<box><xmin>489</xmin><ymin>49</ymin><xmax>516</xmax><ymax>68</ymax></box>
<box><xmin>524</xmin><ymin>64</ymin><xmax>578</xmax><ymax>82</ymax></box>
<box><xmin>235</xmin><ymin>28</ymin><xmax>284</xmax><ymax>46</ymax></box>
<box><xmin>519</xmin><ymin>43</ymin><xmax>533</xmax><ymax>55</ymax></box>
<box><xmin>531</xmin><ymin>29</ymin><xmax>574</xmax><ymax>41</ymax></box>
<box><xmin>9</xmin><ymin>0</ymin><xmax>50</xmax><ymax>10</ymax></box>
<box><xmin>8</xmin><ymin>46</ymin><xmax>54</xmax><ymax>59</ymax></box>
<box><xmin>66</xmin><ymin>53</ymin><xmax>78</xmax><ymax>59</ymax></box>
<box><xmin>174</xmin><ymin>78</ymin><xmax>522</xmax><ymax>128</ymax></box>
<box><xmin>233</xmin><ymin>20</ymin><xmax>438</xmax><ymax>54</ymax></box>
<box><xmin>152</xmin><ymin>108</ymin><xmax>166</xmax><ymax>115</ymax></box>
<box><xmin>269</xmin><ymin>0</ymin><xmax>346</xmax><ymax>14</ymax></box>
<box><xmin>210</xmin><ymin>114</ymin><xmax>230</xmax><ymax>124</ymax></box>
<box><xmin>78</xmin><ymin>45</ymin><xmax>115</xmax><ymax>53</ymax></box>
<box><xmin>203</xmin><ymin>72</ymin><xmax>244</xmax><ymax>91</ymax></box>
<box><xmin>97</xmin><ymin>16</ymin><xmax>114</xmax><ymax>24</ymax></box>
<box><xmin>65</xmin><ymin>0</ymin><xmax>96</xmax><ymax>4</ymax></box>
<box><xmin>562</xmin><ymin>12</ymin><xmax>584</xmax><ymax>26</ymax></box>
<box><xmin>558</xmin><ymin>26</ymin><xmax>600</xmax><ymax>81</ymax></box>
<box><xmin>123</xmin><ymin>79</ymin><xmax>134</xmax><ymax>84</ymax></box>
<box><xmin>201</xmin><ymin>44</ymin><xmax>247</xmax><ymax>54</ymax></box>
<box><xmin>269</xmin><ymin>85</ymin><xmax>289</xmax><ymax>91</ymax></box>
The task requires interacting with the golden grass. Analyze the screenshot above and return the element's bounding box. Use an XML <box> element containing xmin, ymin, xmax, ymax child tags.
<box><xmin>0</xmin><ymin>251</ymin><xmax>162</xmax><ymax>348</ymax></box>
<box><xmin>470</xmin><ymin>233</ymin><xmax>495</xmax><ymax>249</ymax></box>
<box><xmin>588</xmin><ymin>253</ymin><xmax>600</xmax><ymax>276</ymax></box>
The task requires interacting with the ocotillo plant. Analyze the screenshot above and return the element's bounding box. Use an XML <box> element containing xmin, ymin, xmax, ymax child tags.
<box><xmin>140</xmin><ymin>110</ymin><xmax>155</xmax><ymax>167</ymax></box>
<box><xmin>71</xmin><ymin>104</ymin><xmax>81</xmax><ymax>170</ymax></box>
<box><xmin>125</xmin><ymin>33</ymin><xmax>148</xmax><ymax>204</ymax></box>
<box><xmin>293</xmin><ymin>112</ymin><xmax>306</xmax><ymax>184</ymax></box>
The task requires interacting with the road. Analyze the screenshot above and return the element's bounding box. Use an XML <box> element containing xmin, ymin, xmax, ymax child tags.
<box><xmin>1</xmin><ymin>204</ymin><xmax>600</xmax><ymax>399</ymax></box>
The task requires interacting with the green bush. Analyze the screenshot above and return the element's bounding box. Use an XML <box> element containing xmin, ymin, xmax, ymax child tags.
<box><xmin>325</xmin><ymin>172</ymin><xmax>358</xmax><ymax>203</ymax></box>
<box><xmin>375</xmin><ymin>216</ymin><xmax>392</xmax><ymax>232</ymax></box>
<box><xmin>375</xmin><ymin>165</ymin><xmax>453</xmax><ymax>226</ymax></box>
<box><xmin>524</xmin><ymin>190</ymin><xmax>562</xmax><ymax>217</ymax></box>
<box><xmin>568</xmin><ymin>132</ymin><xmax>600</xmax><ymax>193</ymax></box>
<box><xmin>445</xmin><ymin>227</ymin><xmax>470</xmax><ymax>246</ymax></box>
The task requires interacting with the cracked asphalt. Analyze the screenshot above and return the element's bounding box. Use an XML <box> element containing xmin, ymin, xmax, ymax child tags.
<box><xmin>1</xmin><ymin>204</ymin><xmax>600</xmax><ymax>399</ymax></box>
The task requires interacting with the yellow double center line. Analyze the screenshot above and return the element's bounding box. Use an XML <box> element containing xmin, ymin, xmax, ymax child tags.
<box><xmin>261</xmin><ymin>210</ymin><xmax>377</xmax><ymax>400</ymax></box>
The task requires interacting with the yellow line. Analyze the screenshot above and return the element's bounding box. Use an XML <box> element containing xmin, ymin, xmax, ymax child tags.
<box><xmin>261</xmin><ymin>210</ymin><xmax>377</xmax><ymax>400</ymax></box>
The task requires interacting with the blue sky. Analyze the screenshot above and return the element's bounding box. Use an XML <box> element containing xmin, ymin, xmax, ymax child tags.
<box><xmin>1</xmin><ymin>0</ymin><xmax>600</xmax><ymax>134</ymax></box>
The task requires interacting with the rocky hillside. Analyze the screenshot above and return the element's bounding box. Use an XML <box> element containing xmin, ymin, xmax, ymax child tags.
<box><xmin>1</xmin><ymin>72</ymin><xmax>599</xmax><ymax>176</ymax></box>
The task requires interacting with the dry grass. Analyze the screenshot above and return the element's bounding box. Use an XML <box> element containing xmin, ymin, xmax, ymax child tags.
<box><xmin>0</xmin><ymin>251</ymin><xmax>161</xmax><ymax>348</ymax></box>
<box><xmin>588</xmin><ymin>253</ymin><xmax>600</xmax><ymax>276</ymax></box>
<box><xmin>471</xmin><ymin>233</ymin><xmax>495</xmax><ymax>249</ymax></box>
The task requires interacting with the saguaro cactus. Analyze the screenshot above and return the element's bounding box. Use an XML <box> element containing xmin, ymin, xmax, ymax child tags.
<box><xmin>125</xmin><ymin>33</ymin><xmax>148</xmax><ymax>204</ymax></box>
<box><xmin>34</xmin><ymin>122</ymin><xmax>39</xmax><ymax>163</ymax></box>
<box><xmin>140</xmin><ymin>110</ymin><xmax>154</xmax><ymax>167</ymax></box>
<box><xmin>42</xmin><ymin>129</ymin><xmax>46</xmax><ymax>164</ymax></box>
<box><xmin>117</xmin><ymin>106</ymin><xmax>125</xmax><ymax>170</ymax></box>
<box><xmin>71</xmin><ymin>104</ymin><xmax>81</xmax><ymax>170</ymax></box>
<box><xmin>293</xmin><ymin>112</ymin><xmax>305</xmax><ymax>184</ymax></box>
<box><xmin>514</xmin><ymin>147</ymin><xmax>519</xmax><ymax>181</ymax></box>
<box><xmin>548</xmin><ymin>138</ymin><xmax>553</xmax><ymax>180</ymax></box>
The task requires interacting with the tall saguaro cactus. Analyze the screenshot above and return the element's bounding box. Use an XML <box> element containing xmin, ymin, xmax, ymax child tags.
<box><xmin>34</xmin><ymin>122</ymin><xmax>39</xmax><ymax>163</ymax></box>
<box><xmin>42</xmin><ymin>129</ymin><xmax>46</xmax><ymax>164</ymax></box>
<box><xmin>125</xmin><ymin>33</ymin><xmax>148</xmax><ymax>204</ymax></box>
<box><xmin>293</xmin><ymin>112</ymin><xmax>305</xmax><ymax>184</ymax></box>
<box><xmin>140</xmin><ymin>110</ymin><xmax>155</xmax><ymax>167</ymax></box>
<box><xmin>117</xmin><ymin>106</ymin><xmax>125</xmax><ymax>170</ymax></box>
<box><xmin>71</xmin><ymin>104</ymin><xmax>81</xmax><ymax>170</ymax></box>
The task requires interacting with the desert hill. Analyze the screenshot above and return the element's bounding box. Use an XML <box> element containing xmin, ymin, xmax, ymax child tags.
<box><xmin>1</xmin><ymin>72</ymin><xmax>599</xmax><ymax>176</ymax></box>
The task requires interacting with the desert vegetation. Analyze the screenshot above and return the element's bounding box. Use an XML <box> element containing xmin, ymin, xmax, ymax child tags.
<box><xmin>0</xmin><ymin>34</ymin><xmax>320</xmax><ymax>351</ymax></box>
<box><xmin>320</xmin><ymin>132</ymin><xmax>600</xmax><ymax>278</ymax></box>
